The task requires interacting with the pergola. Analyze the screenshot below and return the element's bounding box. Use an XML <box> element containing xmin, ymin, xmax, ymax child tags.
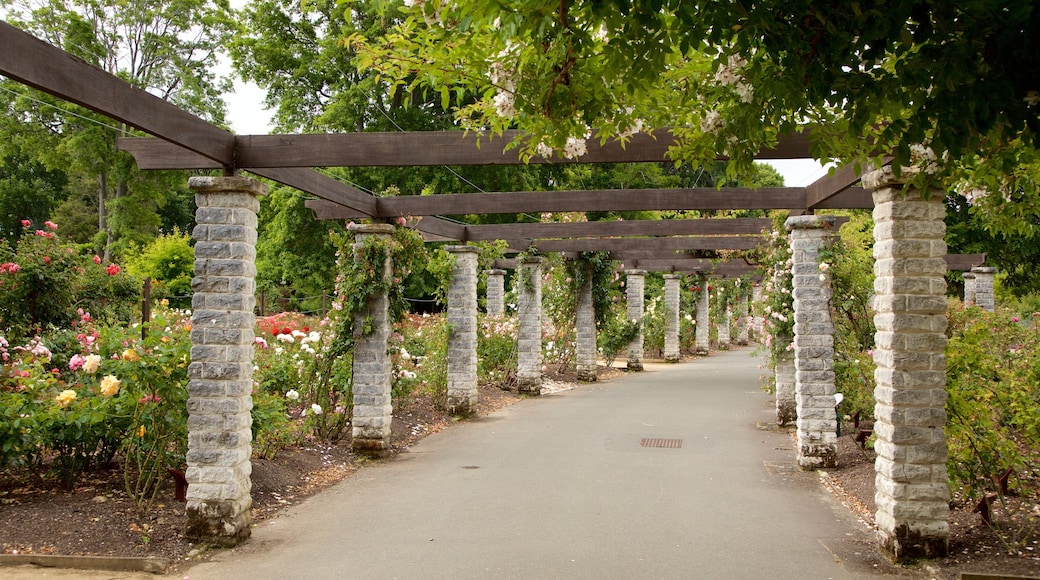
<box><xmin>1</xmin><ymin>19</ymin><xmax>977</xmax><ymax>561</ymax></box>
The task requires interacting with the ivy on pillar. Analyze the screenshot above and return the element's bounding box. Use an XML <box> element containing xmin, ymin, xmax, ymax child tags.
<box><xmin>348</xmin><ymin>223</ymin><xmax>396</xmax><ymax>458</ymax></box>
<box><xmin>485</xmin><ymin>269</ymin><xmax>506</xmax><ymax>316</ymax></box>
<box><xmin>663</xmin><ymin>274</ymin><xmax>681</xmax><ymax>362</ymax></box>
<box><xmin>695</xmin><ymin>281</ymin><xmax>710</xmax><ymax>355</ymax></box>
<box><xmin>970</xmin><ymin>267</ymin><xmax>996</xmax><ymax>312</ymax></box>
<box><xmin>575</xmin><ymin>276</ymin><xmax>598</xmax><ymax>382</ymax></box>
<box><xmin>786</xmin><ymin>214</ymin><xmax>838</xmax><ymax>469</ymax></box>
<box><xmin>516</xmin><ymin>256</ymin><xmax>545</xmax><ymax>394</ymax></box>
<box><xmin>625</xmin><ymin>269</ymin><xmax>647</xmax><ymax>371</ymax></box>
<box><xmin>446</xmin><ymin>246</ymin><xmax>481</xmax><ymax>415</ymax></box>
<box><xmin>865</xmin><ymin>166</ymin><xmax>950</xmax><ymax>561</ymax></box>
<box><xmin>185</xmin><ymin>175</ymin><xmax>267</xmax><ymax>545</ymax></box>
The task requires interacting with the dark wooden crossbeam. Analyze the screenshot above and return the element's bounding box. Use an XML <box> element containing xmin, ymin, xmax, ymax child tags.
<box><xmin>944</xmin><ymin>254</ymin><xmax>987</xmax><ymax>271</ymax></box>
<box><xmin>119</xmin><ymin>130</ymin><xmax>815</xmax><ymax>169</ymax></box>
<box><xmin>460</xmin><ymin>218</ymin><xmax>771</xmax><ymax>241</ymax></box>
<box><xmin>510</xmin><ymin>236</ymin><xmax>764</xmax><ymax>253</ymax></box>
<box><xmin>0</xmin><ymin>21</ymin><xmax>235</xmax><ymax>167</ymax></box>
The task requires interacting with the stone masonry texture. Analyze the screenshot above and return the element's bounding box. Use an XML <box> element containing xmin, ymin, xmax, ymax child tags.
<box><xmin>446</xmin><ymin>246</ymin><xmax>480</xmax><ymax>415</ymax></box>
<box><xmin>786</xmin><ymin>214</ymin><xmax>838</xmax><ymax>470</ymax></box>
<box><xmin>970</xmin><ymin>267</ymin><xmax>996</xmax><ymax>312</ymax></box>
<box><xmin>736</xmin><ymin>291</ymin><xmax>750</xmax><ymax>345</ymax></box>
<box><xmin>717</xmin><ymin>299</ymin><xmax>731</xmax><ymax>350</ymax></box>
<box><xmin>775</xmin><ymin>351</ymin><xmax>797</xmax><ymax>426</ymax></box>
<box><xmin>575</xmin><ymin>277</ymin><xmax>598</xmax><ymax>381</ymax></box>
<box><xmin>663</xmin><ymin>274</ymin><xmax>681</xmax><ymax>362</ymax></box>
<box><xmin>185</xmin><ymin>176</ymin><xmax>267</xmax><ymax>545</ymax></box>
<box><xmin>626</xmin><ymin>269</ymin><xmax>647</xmax><ymax>370</ymax></box>
<box><xmin>516</xmin><ymin>257</ymin><xmax>545</xmax><ymax>394</ymax></box>
<box><xmin>865</xmin><ymin>166</ymin><xmax>950</xmax><ymax>561</ymax></box>
<box><xmin>349</xmin><ymin>224</ymin><xmax>396</xmax><ymax>458</ymax></box>
<box><xmin>695</xmin><ymin>282</ymin><xmax>710</xmax><ymax>355</ymax></box>
<box><xmin>485</xmin><ymin>269</ymin><xmax>506</xmax><ymax>316</ymax></box>
<box><xmin>962</xmin><ymin>272</ymin><xmax>976</xmax><ymax>305</ymax></box>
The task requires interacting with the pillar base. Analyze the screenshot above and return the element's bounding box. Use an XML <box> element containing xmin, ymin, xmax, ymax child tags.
<box><xmin>776</xmin><ymin>401</ymin><xmax>797</xmax><ymax>426</ymax></box>
<box><xmin>664</xmin><ymin>354</ymin><xmax>680</xmax><ymax>363</ymax></box>
<box><xmin>878</xmin><ymin>526</ymin><xmax>948</xmax><ymax>562</ymax></box>
<box><xmin>352</xmin><ymin>437</ymin><xmax>390</xmax><ymax>458</ymax></box>
<box><xmin>626</xmin><ymin>360</ymin><xmax>644</xmax><ymax>371</ymax></box>
<box><xmin>695</xmin><ymin>347</ymin><xmax>709</xmax><ymax>356</ymax></box>
<box><xmin>517</xmin><ymin>377</ymin><xmax>542</xmax><ymax>395</ymax></box>
<box><xmin>576</xmin><ymin>369</ymin><xmax>598</xmax><ymax>382</ymax></box>
<box><xmin>446</xmin><ymin>393</ymin><xmax>477</xmax><ymax>417</ymax></box>
<box><xmin>185</xmin><ymin>499</ymin><xmax>252</xmax><ymax>547</ymax></box>
<box><xmin>797</xmin><ymin>443</ymin><xmax>837</xmax><ymax>469</ymax></box>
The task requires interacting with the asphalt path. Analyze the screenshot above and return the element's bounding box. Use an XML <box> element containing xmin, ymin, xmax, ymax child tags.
<box><xmin>178</xmin><ymin>347</ymin><xmax>904</xmax><ymax>580</ymax></box>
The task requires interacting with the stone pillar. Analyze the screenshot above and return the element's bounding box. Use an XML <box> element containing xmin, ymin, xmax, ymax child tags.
<box><xmin>663</xmin><ymin>274</ymin><xmax>681</xmax><ymax>362</ymax></box>
<box><xmin>961</xmin><ymin>272</ymin><xmax>976</xmax><ymax>305</ymax></box>
<box><xmin>786</xmin><ymin>215</ymin><xmax>839</xmax><ymax>469</ymax></box>
<box><xmin>185</xmin><ymin>176</ymin><xmax>266</xmax><ymax>545</ymax></box>
<box><xmin>446</xmin><ymin>246</ymin><xmax>480</xmax><ymax>415</ymax></box>
<box><xmin>575</xmin><ymin>277</ymin><xmax>598</xmax><ymax>382</ymax></box>
<box><xmin>775</xmin><ymin>350</ymin><xmax>797</xmax><ymax>426</ymax></box>
<box><xmin>625</xmin><ymin>269</ymin><xmax>646</xmax><ymax>371</ymax></box>
<box><xmin>349</xmin><ymin>223</ymin><xmax>396</xmax><ymax>457</ymax></box>
<box><xmin>970</xmin><ymin>267</ymin><xmax>996</xmax><ymax>312</ymax></box>
<box><xmin>516</xmin><ymin>257</ymin><xmax>545</xmax><ymax>394</ymax></box>
<box><xmin>485</xmin><ymin>269</ymin><xmax>506</xmax><ymax>316</ymax></box>
<box><xmin>695</xmin><ymin>282</ymin><xmax>710</xmax><ymax>355</ymax></box>
<box><xmin>865</xmin><ymin>167</ymin><xmax>950</xmax><ymax>561</ymax></box>
<box><xmin>717</xmin><ymin>298</ymin><xmax>731</xmax><ymax>350</ymax></box>
<box><xmin>736</xmin><ymin>291</ymin><xmax>750</xmax><ymax>345</ymax></box>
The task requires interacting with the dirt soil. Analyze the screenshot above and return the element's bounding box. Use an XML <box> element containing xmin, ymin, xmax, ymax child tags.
<box><xmin>1</xmin><ymin>362</ymin><xmax>1038</xmax><ymax>579</ymax></box>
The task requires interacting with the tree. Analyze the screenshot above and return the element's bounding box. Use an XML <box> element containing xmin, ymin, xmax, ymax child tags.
<box><xmin>2</xmin><ymin>0</ymin><xmax>235</xmax><ymax>259</ymax></box>
<box><xmin>356</xmin><ymin>1</ymin><xmax>1040</xmax><ymax>228</ymax></box>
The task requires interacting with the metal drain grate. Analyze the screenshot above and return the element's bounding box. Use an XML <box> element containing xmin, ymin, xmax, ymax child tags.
<box><xmin>640</xmin><ymin>437</ymin><xmax>683</xmax><ymax>449</ymax></box>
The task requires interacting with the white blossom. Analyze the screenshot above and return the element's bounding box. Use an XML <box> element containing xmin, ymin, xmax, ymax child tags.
<box><xmin>700</xmin><ymin>110</ymin><xmax>725</xmax><ymax>134</ymax></box>
<box><xmin>285</xmin><ymin>389</ymin><xmax>300</xmax><ymax>401</ymax></box>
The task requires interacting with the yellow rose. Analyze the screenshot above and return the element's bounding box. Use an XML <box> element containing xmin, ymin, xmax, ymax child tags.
<box><xmin>82</xmin><ymin>354</ymin><xmax>101</xmax><ymax>374</ymax></box>
<box><xmin>137</xmin><ymin>425</ymin><xmax>146</xmax><ymax>437</ymax></box>
<box><xmin>99</xmin><ymin>375</ymin><xmax>121</xmax><ymax>397</ymax></box>
<box><xmin>122</xmin><ymin>348</ymin><xmax>139</xmax><ymax>362</ymax></box>
<box><xmin>55</xmin><ymin>389</ymin><xmax>77</xmax><ymax>408</ymax></box>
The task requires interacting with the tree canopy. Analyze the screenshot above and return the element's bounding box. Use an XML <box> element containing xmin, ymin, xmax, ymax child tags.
<box><xmin>356</xmin><ymin>1</ymin><xmax>1040</xmax><ymax>230</ymax></box>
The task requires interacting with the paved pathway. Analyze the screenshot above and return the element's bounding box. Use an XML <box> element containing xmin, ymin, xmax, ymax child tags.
<box><xmin>4</xmin><ymin>347</ymin><xmax>912</xmax><ymax>579</ymax></box>
<box><xmin>182</xmin><ymin>347</ymin><xmax>902</xmax><ymax>580</ymax></box>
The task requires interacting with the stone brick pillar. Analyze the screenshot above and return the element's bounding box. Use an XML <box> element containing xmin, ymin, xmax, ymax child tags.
<box><xmin>485</xmin><ymin>269</ymin><xmax>506</xmax><ymax>316</ymax></box>
<box><xmin>961</xmin><ymin>272</ymin><xmax>976</xmax><ymax>305</ymax></box>
<box><xmin>625</xmin><ymin>269</ymin><xmax>646</xmax><ymax>371</ymax></box>
<box><xmin>695</xmin><ymin>282</ymin><xmax>710</xmax><ymax>355</ymax></box>
<box><xmin>446</xmin><ymin>246</ymin><xmax>480</xmax><ymax>415</ymax></box>
<box><xmin>865</xmin><ymin>166</ymin><xmax>950</xmax><ymax>561</ymax></box>
<box><xmin>775</xmin><ymin>350</ymin><xmax>797</xmax><ymax>426</ymax></box>
<box><xmin>970</xmin><ymin>267</ymin><xmax>996</xmax><ymax>312</ymax></box>
<box><xmin>736</xmin><ymin>291</ymin><xmax>750</xmax><ymax>346</ymax></box>
<box><xmin>516</xmin><ymin>257</ymin><xmax>545</xmax><ymax>394</ymax></box>
<box><xmin>786</xmin><ymin>215</ymin><xmax>839</xmax><ymax>469</ymax></box>
<box><xmin>717</xmin><ymin>297</ymin><xmax>731</xmax><ymax>350</ymax></box>
<box><xmin>663</xmin><ymin>274</ymin><xmax>681</xmax><ymax>362</ymax></box>
<box><xmin>349</xmin><ymin>223</ymin><xmax>396</xmax><ymax>457</ymax></box>
<box><xmin>575</xmin><ymin>277</ymin><xmax>598</xmax><ymax>381</ymax></box>
<box><xmin>185</xmin><ymin>176</ymin><xmax>266</xmax><ymax>545</ymax></box>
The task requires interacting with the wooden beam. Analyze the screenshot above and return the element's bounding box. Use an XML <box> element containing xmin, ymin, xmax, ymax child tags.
<box><xmin>461</xmin><ymin>218</ymin><xmax>772</xmax><ymax>241</ymax></box>
<box><xmin>812</xmin><ymin>187</ymin><xmax>874</xmax><ymax>209</ymax></box>
<box><xmin>250</xmin><ymin>168</ymin><xmax>378</xmax><ymax>215</ymax></box>
<box><xmin>376</xmin><ymin>188</ymin><xmax>806</xmax><ymax>216</ymax></box>
<box><xmin>0</xmin><ymin>22</ymin><xmax>235</xmax><ymax>167</ymax></box>
<box><xmin>623</xmin><ymin>260</ymin><xmax>757</xmax><ymax>276</ymax></box>
<box><xmin>120</xmin><ymin>130</ymin><xmax>816</xmax><ymax>169</ymax></box>
<box><xmin>512</xmin><ymin>236</ymin><xmax>764</xmax><ymax>253</ymax></box>
<box><xmin>944</xmin><ymin>253</ymin><xmax>987</xmax><ymax>271</ymax></box>
<box><xmin>305</xmin><ymin>199</ymin><xmax>367</xmax><ymax>220</ymax></box>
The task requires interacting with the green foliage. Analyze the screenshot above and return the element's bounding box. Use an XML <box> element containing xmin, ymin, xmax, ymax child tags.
<box><xmin>477</xmin><ymin>314</ymin><xmax>517</xmax><ymax>387</ymax></box>
<box><xmin>0</xmin><ymin>222</ymin><xmax>140</xmax><ymax>341</ymax></box>
<box><xmin>597</xmin><ymin>316</ymin><xmax>641</xmax><ymax>368</ymax></box>
<box><xmin>946</xmin><ymin>305</ymin><xmax>1040</xmax><ymax>503</ymax></box>
<box><xmin>394</xmin><ymin>314</ymin><xmax>449</xmax><ymax>406</ymax></box>
<box><xmin>124</xmin><ymin>229</ymin><xmax>195</xmax><ymax>306</ymax></box>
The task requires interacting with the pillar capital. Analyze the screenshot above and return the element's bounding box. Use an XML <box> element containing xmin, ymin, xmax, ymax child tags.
<box><xmin>861</xmin><ymin>165</ymin><xmax>919</xmax><ymax>190</ymax></box>
<box><xmin>445</xmin><ymin>245</ymin><xmax>482</xmax><ymax>254</ymax></box>
<box><xmin>785</xmin><ymin>214</ymin><xmax>837</xmax><ymax>231</ymax></box>
<box><xmin>484</xmin><ymin>268</ymin><xmax>507</xmax><ymax>276</ymax></box>
<box><xmin>348</xmin><ymin>223</ymin><xmax>396</xmax><ymax>235</ymax></box>
<box><xmin>519</xmin><ymin>255</ymin><xmax>546</xmax><ymax>265</ymax></box>
<box><xmin>625</xmin><ymin>268</ymin><xmax>647</xmax><ymax>277</ymax></box>
<box><xmin>188</xmin><ymin>175</ymin><xmax>268</xmax><ymax>197</ymax></box>
<box><xmin>970</xmin><ymin>266</ymin><xmax>996</xmax><ymax>275</ymax></box>
<box><xmin>663</xmin><ymin>273</ymin><xmax>682</xmax><ymax>280</ymax></box>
